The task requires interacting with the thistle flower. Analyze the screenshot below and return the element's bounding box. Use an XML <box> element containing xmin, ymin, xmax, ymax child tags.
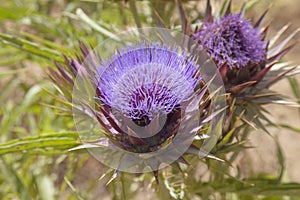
<box><xmin>49</xmin><ymin>41</ymin><xmax>223</xmax><ymax>180</ymax></box>
<box><xmin>192</xmin><ymin>0</ymin><xmax>299</xmax><ymax>94</ymax></box>
<box><xmin>94</xmin><ymin>43</ymin><xmax>201</xmax><ymax>153</ymax></box>
<box><xmin>193</xmin><ymin>13</ymin><xmax>267</xmax><ymax>71</ymax></box>
<box><xmin>97</xmin><ymin>43</ymin><xmax>199</xmax><ymax>123</ymax></box>
<box><xmin>177</xmin><ymin>0</ymin><xmax>299</xmax><ymax>137</ymax></box>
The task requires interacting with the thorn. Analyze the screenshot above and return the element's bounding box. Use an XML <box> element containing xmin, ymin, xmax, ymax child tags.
<box><xmin>176</xmin><ymin>156</ymin><xmax>190</xmax><ymax>165</ymax></box>
<box><xmin>175</xmin><ymin>0</ymin><xmax>192</xmax><ymax>35</ymax></box>
<box><xmin>194</xmin><ymin>134</ymin><xmax>211</xmax><ymax>140</ymax></box>
<box><xmin>205</xmin><ymin>0</ymin><xmax>213</xmax><ymax>22</ymax></box>
<box><xmin>225</xmin><ymin>0</ymin><xmax>232</xmax><ymax>16</ymax></box>
<box><xmin>268</xmin><ymin>41</ymin><xmax>299</xmax><ymax>63</ymax></box>
<box><xmin>206</xmin><ymin>154</ymin><xmax>225</xmax><ymax>162</ymax></box>
<box><xmin>98</xmin><ymin>168</ymin><xmax>114</xmax><ymax>181</ymax></box>
<box><xmin>261</xmin><ymin>20</ymin><xmax>273</xmax><ymax>40</ymax></box>
<box><xmin>266</xmin><ymin>66</ymin><xmax>298</xmax><ymax>88</ymax></box>
<box><xmin>250</xmin><ymin>62</ymin><xmax>278</xmax><ymax>83</ymax></box>
<box><xmin>239</xmin><ymin>3</ymin><xmax>246</xmax><ymax>17</ymax></box>
<box><xmin>106</xmin><ymin>170</ymin><xmax>120</xmax><ymax>185</ymax></box>
<box><xmin>254</xmin><ymin>7</ymin><xmax>270</xmax><ymax>29</ymax></box>
<box><xmin>227</xmin><ymin>81</ymin><xmax>257</xmax><ymax>95</ymax></box>
<box><xmin>219</xmin><ymin>62</ymin><xmax>229</xmax><ymax>83</ymax></box>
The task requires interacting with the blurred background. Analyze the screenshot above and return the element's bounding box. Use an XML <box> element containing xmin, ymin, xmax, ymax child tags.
<box><xmin>0</xmin><ymin>0</ymin><xmax>299</xmax><ymax>199</ymax></box>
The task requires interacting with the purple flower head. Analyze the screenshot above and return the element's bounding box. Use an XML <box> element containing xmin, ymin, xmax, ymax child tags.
<box><xmin>96</xmin><ymin>42</ymin><xmax>200</xmax><ymax>123</ymax></box>
<box><xmin>51</xmin><ymin>38</ymin><xmax>223</xmax><ymax>173</ymax></box>
<box><xmin>193</xmin><ymin>13</ymin><xmax>267</xmax><ymax>69</ymax></box>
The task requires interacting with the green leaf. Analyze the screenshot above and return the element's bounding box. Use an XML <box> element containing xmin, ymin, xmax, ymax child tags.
<box><xmin>75</xmin><ymin>8</ymin><xmax>121</xmax><ymax>42</ymax></box>
<box><xmin>0</xmin><ymin>68</ymin><xmax>28</xmax><ymax>78</ymax></box>
<box><xmin>0</xmin><ymin>85</ymin><xmax>43</xmax><ymax>136</ymax></box>
<box><xmin>216</xmin><ymin>140</ymin><xmax>251</xmax><ymax>154</ymax></box>
<box><xmin>275</xmin><ymin>139</ymin><xmax>285</xmax><ymax>181</ymax></box>
<box><xmin>219</xmin><ymin>0</ymin><xmax>231</xmax><ymax>16</ymax></box>
<box><xmin>278</xmin><ymin>123</ymin><xmax>300</xmax><ymax>133</ymax></box>
<box><xmin>0</xmin><ymin>52</ymin><xmax>26</xmax><ymax>67</ymax></box>
<box><xmin>0</xmin><ymin>157</ymin><xmax>31</xmax><ymax>200</ymax></box>
<box><xmin>163</xmin><ymin>170</ymin><xmax>185</xmax><ymax>200</ymax></box>
<box><xmin>0</xmin><ymin>132</ymin><xmax>80</xmax><ymax>155</ymax></box>
<box><xmin>36</xmin><ymin>175</ymin><xmax>55</xmax><ymax>200</ymax></box>
<box><xmin>0</xmin><ymin>33</ymin><xmax>63</xmax><ymax>62</ymax></box>
<box><xmin>129</xmin><ymin>0</ymin><xmax>142</xmax><ymax>29</ymax></box>
<box><xmin>20</xmin><ymin>32</ymin><xmax>70</xmax><ymax>53</ymax></box>
<box><xmin>0</xmin><ymin>6</ymin><xmax>29</xmax><ymax>20</ymax></box>
<box><xmin>193</xmin><ymin>177</ymin><xmax>300</xmax><ymax>197</ymax></box>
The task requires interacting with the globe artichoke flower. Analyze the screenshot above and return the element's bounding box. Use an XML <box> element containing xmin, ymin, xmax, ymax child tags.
<box><xmin>193</xmin><ymin>13</ymin><xmax>267</xmax><ymax>87</ymax></box>
<box><xmin>49</xmin><ymin>40</ymin><xmax>225</xmax><ymax>182</ymax></box>
<box><xmin>186</xmin><ymin>0</ymin><xmax>300</xmax><ymax>135</ymax></box>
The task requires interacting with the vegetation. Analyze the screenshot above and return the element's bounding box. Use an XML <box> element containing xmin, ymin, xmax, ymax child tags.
<box><xmin>0</xmin><ymin>0</ymin><xmax>300</xmax><ymax>199</ymax></box>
